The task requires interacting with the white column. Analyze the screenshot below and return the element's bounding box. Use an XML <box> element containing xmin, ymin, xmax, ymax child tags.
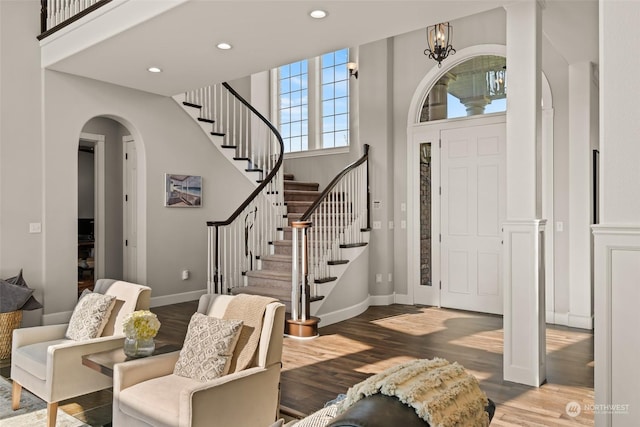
<box><xmin>503</xmin><ymin>0</ymin><xmax>546</xmax><ymax>387</ymax></box>
<box><xmin>594</xmin><ymin>2</ymin><xmax>640</xmax><ymax>426</ymax></box>
<box><xmin>568</xmin><ymin>62</ymin><xmax>596</xmax><ymax>330</ymax></box>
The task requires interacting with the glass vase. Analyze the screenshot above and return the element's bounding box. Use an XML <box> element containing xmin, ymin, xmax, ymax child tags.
<box><xmin>123</xmin><ymin>336</ymin><xmax>155</xmax><ymax>358</ymax></box>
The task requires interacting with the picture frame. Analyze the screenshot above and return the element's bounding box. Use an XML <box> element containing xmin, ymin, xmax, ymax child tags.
<box><xmin>165</xmin><ymin>174</ymin><xmax>202</xmax><ymax>207</ymax></box>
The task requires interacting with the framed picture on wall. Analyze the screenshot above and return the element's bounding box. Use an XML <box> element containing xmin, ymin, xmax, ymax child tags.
<box><xmin>165</xmin><ymin>174</ymin><xmax>202</xmax><ymax>207</ymax></box>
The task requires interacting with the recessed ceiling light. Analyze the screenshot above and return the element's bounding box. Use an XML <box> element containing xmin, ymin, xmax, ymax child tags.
<box><xmin>310</xmin><ymin>9</ymin><xmax>327</xmax><ymax>19</ymax></box>
<box><xmin>217</xmin><ymin>42</ymin><xmax>232</xmax><ymax>50</ymax></box>
<box><xmin>147</xmin><ymin>67</ymin><xmax>162</xmax><ymax>73</ymax></box>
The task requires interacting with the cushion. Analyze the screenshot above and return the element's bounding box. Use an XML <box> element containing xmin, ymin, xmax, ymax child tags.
<box><xmin>0</xmin><ymin>279</ymin><xmax>33</xmax><ymax>312</ymax></box>
<box><xmin>65</xmin><ymin>292</ymin><xmax>117</xmax><ymax>341</ymax></box>
<box><xmin>327</xmin><ymin>394</ymin><xmax>428</xmax><ymax>427</ymax></box>
<box><xmin>118</xmin><ymin>373</ymin><xmax>197</xmax><ymax>426</ymax></box>
<box><xmin>173</xmin><ymin>313</ymin><xmax>243</xmax><ymax>381</ymax></box>
<box><xmin>291</xmin><ymin>404</ymin><xmax>339</xmax><ymax>427</ymax></box>
<box><xmin>13</xmin><ymin>338</ymin><xmax>71</xmax><ymax>380</ymax></box>
<box><xmin>4</xmin><ymin>269</ymin><xmax>42</xmax><ymax>310</ymax></box>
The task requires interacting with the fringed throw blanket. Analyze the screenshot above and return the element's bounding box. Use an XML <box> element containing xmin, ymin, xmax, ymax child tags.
<box><xmin>337</xmin><ymin>358</ymin><xmax>489</xmax><ymax>427</ymax></box>
<box><xmin>222</xmin><ymin>293</ymin><xmax>276</xmax><ymax>373</ymax></box>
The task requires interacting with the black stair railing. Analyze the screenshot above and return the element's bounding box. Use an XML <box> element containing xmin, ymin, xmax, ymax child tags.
<box><xmin>184</xmin><ymin>83</ymin><xmax>285</xmax><ymax>294</ymax></box>
<box><xmin>289</xmin><ymin>144</ymin><xmax>370</xmax><ymax>321</ymax></box>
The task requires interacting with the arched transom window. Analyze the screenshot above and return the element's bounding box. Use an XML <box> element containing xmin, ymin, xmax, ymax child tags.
<box><xmin>420</xmin><ymin>55</ymin><xmax>506</xmax><ymax>122</ymax></box>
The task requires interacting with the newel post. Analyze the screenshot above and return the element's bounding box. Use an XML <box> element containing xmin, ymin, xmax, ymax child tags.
<box><xmin>287</xmin><ymin>221</ymin><xmax>319</xmax><ymax>338</ymax></box>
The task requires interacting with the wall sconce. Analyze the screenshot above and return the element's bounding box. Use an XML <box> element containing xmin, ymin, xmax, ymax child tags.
<box><xmin>347</xmin><ymin>62</ymin><xmax>359</xmax><ymax>79</ymax></box>
<box><xmin>424</xmin><ymin>22</ymin><xmax>456</xmax><ymax>67</ymax></box>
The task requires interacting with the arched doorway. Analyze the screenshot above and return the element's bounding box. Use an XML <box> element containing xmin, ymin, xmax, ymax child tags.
<box><xmin>406</xmin><ymin>45</ymin><xmax>555</xmax><ymax>316</ymax></box>
<box><xmin>77</xmin><ymin>116</ymin><xmax>143</xmax><ymax>292</ymax></box>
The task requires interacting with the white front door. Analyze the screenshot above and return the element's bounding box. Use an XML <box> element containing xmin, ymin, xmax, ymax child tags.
<box><xmin>440</xmin><ymin>122</ymin><xmax>506</xmax><ymax>314</ymax></box>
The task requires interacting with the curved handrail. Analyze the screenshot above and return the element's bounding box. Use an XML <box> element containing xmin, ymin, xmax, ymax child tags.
<box><xmin>207</xmin><ymin>82</ymin><xmax>285</xmax><ymax>227</ymax></box>
<box><xmin>300</xmin><ymin>144</ymin><xmax>370</xmax><ymax>222</ymax></box>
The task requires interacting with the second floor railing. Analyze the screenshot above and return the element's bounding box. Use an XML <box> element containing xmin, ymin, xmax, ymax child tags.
<box><xmin>38</xmin><ymin>0</ymin><xmax>112</xmax><ymax>39</ymax></box>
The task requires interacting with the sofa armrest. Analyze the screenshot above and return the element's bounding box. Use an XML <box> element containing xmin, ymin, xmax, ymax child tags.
<box><xmin>12</xmin><ymin>324</ymin><xmax>68</xmax><ymax>349</ymax></box>
<box><xmin>113</xmin><ymin>351</ymin><xmax>181</xmax><ymax>392</ymax></box>
<box><xmin>182</xmin><ymin>365</ymin><xmax>281</xmax><ymax>427</ymax></box>
<box><xmin>48</xmin><ymin>335</ymin><xmax>125</xmax><ymax>379</ymax></box>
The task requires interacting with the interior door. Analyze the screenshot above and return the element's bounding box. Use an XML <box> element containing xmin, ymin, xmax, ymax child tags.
<box><xmin>440</xmin><ymin>122</ymin><xmax>505</xmax><ymax>314</ymax></box>
<box><xmin>123</xmin><ymin>136</ymin><xmax>138</xmax><ymax>282</ymax></box>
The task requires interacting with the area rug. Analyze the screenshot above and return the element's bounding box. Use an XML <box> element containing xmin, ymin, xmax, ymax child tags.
<box><xmin>0</xmin><ymin>377</ymin><xmax>88</xmax><ymax>426</ymax></box>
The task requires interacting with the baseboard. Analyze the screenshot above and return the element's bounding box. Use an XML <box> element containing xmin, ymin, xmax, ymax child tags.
<box><xmin>546</xmin><ymin>310</ymin><xmax>556</xmax><ymax>324</ymax></box>
<box><xmin>317</xmin><ymin>297</ymin><xmax>370</xmax><ymax>328</ymax></box>
<box><xmin>568</xmin><ymin>313</ymin><xmax>594</xmax><ymax>330</ymax></box>
<box><xmin>549</xmin><ymin>311</ymin><xmax>569</xmax><ymax>326</ymax></box>
<box><xmin>369</xmin><ymin>293</ymin><xmax>396</xmax><ymax>306</ymax></box>
<box><xmin>150</xmin><ymin>289</ymin><xmax>206</xmax><ymax>308</ymax></box>
<box><xmin>393</xmin><ymin>293</ymin><xmax>412</xmax><ymax>305</ymax></box>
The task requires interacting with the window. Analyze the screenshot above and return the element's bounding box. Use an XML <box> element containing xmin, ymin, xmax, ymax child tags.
<box><xmin>420</xmin><ymin>55</ymin><xmax>506</xmax><ymax>122</ymax></box>
<box><xmin>278</xmin><ymin>60</ymin><xmax>308</xmax><ymax>152</ymax></box>
<box><xmin>276</xmin><ymin>48</ymin><xmax>350</xmax><ymax>153</ymax></box>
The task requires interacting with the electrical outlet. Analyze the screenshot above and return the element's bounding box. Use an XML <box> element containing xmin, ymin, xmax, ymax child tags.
<box><xmin>400</xmin><ymin>203</ymin><xmax>406</xmax><ymax>212</ymax></box>
<box><xmin>388</xmin><ymin>273</ymin><xmax>393</xmax><ymax>282</ymax></box>
<box><xmin>181</xmin><ymin>270</ymin><xmax>190</xmax><ymax>280</ymax></box>
<box><xmin>29</xmin><ymin>223</ymin><xmax>42</xmax><ymax>233</ymax></box>
<box><xmin>373</xmin><ymin>221</ymin><xmax>382</xmax><ymax>229</ymax></box>
<box><xmin>375</xmin><ymin>273</ymin><xmax>382</xmax><ymax>283</ymax></box>
<box><xmin>556</xmin><ymin>221</ymin><xmax>564</xmax><ymax>232</ymax></box>
<box><xmin>389</xmin><ymin>221</ymin><xmax>394</xmax><ymax>229</ymax></box>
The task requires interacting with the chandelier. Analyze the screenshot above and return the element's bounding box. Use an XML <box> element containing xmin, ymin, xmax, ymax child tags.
<box><xmin>424</xmin><ymin>22</ymin><xmax>456</xmax><ymax>67</ymax></box>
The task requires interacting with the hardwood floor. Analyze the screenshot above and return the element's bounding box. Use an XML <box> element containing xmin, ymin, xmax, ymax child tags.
<box><xmin>153</xmin><ymin>302</ymin><xmax>594</xmax><ymax>426</ymax></box>
<box><xmin>1</xmin><ymin>301</ymin><xmax>594</xmax><ymax>426</ymax></box>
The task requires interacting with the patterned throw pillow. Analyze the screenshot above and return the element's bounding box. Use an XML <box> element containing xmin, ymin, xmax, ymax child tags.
<box><xmin>65</xmin><ymin>292</ymin><xmax>116</xmax><ymax>341</ymax></box>
<box><xmin>174</xmin><ymin>313</ymin><xmax>243</xmax><ymax>382</ymax></box>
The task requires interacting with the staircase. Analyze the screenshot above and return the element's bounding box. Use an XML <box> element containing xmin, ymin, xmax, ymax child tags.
<box><xmin>174</xmin><ymin>83</ymin><xmax>371</xmax><ymax>335</ymax></box>
<box><xmin>232</xmin><ymin>173</ymin><xmax>325</xmax><ymax>313</ymax></box>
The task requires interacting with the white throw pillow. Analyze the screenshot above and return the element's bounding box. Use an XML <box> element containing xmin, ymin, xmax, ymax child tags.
<box><xmin>173</xmin><ymin>313</ymin><xmax>243</xmax><ymax>382</ymax></box>
<box><xmin>65</xmin><ymin>292</ymin><xmax>117</xmax><ymax>341</ymax></box>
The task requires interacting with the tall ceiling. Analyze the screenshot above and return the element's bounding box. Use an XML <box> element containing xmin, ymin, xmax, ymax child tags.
<box><xmin>43</xmin><ymin>0</ymin><xmax>598</xmax><ymax>97</ymax></box>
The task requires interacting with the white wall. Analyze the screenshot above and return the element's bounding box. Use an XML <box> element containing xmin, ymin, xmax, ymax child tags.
<box><xmin>0</xmin><ymin>0</ymin><xmax>255</xmax><ymax>322</ymax></box>
<box><xmin>595</xmin><ymin>2</ymin><xmax>640</xmax><ymax>423</ymax></box>
<box><xmin>41</xmin><ymin>70</ymin><xmax>254</xmax><ymax>316</ymax></box>
<box><xmin>391</xmin><ymin>8</ymin><xmax>509</xmax><ymax>296</ymax></box>
<box><xmin>0</xmin><ymin>1</ymin><xmax>44</xmax><ymax>328</ymax></box>
<box><xmin>279</xmin><ymin>7</ymin><xmax>574</xmax><ymax>313</ymax></box>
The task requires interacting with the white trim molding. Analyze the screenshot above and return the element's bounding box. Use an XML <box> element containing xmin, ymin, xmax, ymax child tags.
<box><xmin>592</xmin><ymin>224</ymin><xmax>640</xmax><ymax>427</ymax></box>
<box><xmin>503</xmin><ymin>219</ymin><xmax>546</xmax><ymax>387</ymax></box>
<box><xmin>149</xmin><ymin>289</ymin><xmax>207</xmax><ymax>308</ymax></box>
<box><xmin>317</xmin><ymin>296</ymin><xmax>370</xmax><ymax>328</ymax></box>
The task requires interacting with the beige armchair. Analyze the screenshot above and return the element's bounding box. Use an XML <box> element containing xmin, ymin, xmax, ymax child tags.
<box><xmin>11</xmin><ymin>279</ymin><xmax>151</xmax><ymax>427</ymax></box>
<box><xmin>112</xmin><ymin>293</ymin><xmax>286</xmax><ymax>427</ymax></box>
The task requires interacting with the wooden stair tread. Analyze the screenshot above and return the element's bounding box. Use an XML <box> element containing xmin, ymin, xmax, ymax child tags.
<box><xmin>284</xmin><ymin>190</ymin><xmax>321</xmax><ymax>196</ymax></box>
<box><xmin>261</xmin><ymin>254</ymin><xmax>292</xmax><ymax>262</ymax></box>
<box><xmin>245</xmin><ymin>269</ymin><xmax>291</xmax><ymax>279</ymax></box>
<box><xmin>231</xmin><ymin>286</ymin><xmax>291</xmax><ymax>299</ymax></box>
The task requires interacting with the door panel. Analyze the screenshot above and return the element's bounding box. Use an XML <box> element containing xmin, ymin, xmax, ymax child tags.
<box><xmin>440</xmin><ymin>122</ymin><xmax>505</xmax><ymax>314</ymax></box>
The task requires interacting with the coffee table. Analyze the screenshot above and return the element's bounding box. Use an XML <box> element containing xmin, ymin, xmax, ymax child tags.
<box><xmin>82</xmin><ymin>343</ymin><xmax>181</xmax><ymax>377</ymax></box>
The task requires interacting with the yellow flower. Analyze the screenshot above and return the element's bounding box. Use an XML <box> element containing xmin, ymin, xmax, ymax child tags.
<box><xmin>122</xmin><ymin>310</ymin><xmax>161</xmax><ymax>340</ymax></box>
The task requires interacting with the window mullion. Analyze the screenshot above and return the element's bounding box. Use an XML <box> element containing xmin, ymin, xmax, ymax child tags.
<box><xmin>308</xmin><ymin>57</ymin><xmax>321</xmax><ymax>151</ymax></box>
